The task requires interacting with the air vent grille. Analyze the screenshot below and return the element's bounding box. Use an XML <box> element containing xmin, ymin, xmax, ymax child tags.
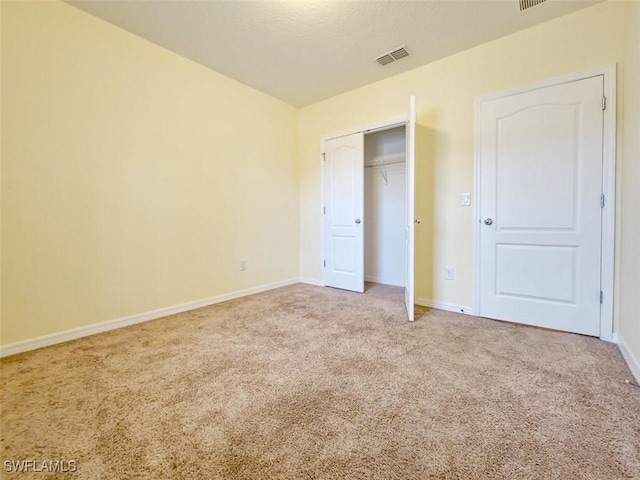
<box><xmin>519</xmin><ymin>0</ymin><xmax>547</xmax><ymax>11</ymax></box>
<box><xmin>376</xmin><ymin>54</ymin><xmax>394</xmax><ymax>66</ymax></box>
<box><xmin>375</xmin><ymin>46</ymin><xmax>410</xmax><ymax>66</ymax></box>
<box><xmin>390</xmin><ymin>47</ymin><xmax>409</xmax><ymax>60</ymax></box>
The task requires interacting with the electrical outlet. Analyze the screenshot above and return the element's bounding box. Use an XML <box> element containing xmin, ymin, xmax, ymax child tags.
<box><xmin>445</xmin><ymin>267</ymin><xmax>454</xmax><ymax>280</ymax></box>
<box><xmin>461</xmin><ymin>192</ymin><xmax>471</xmax><ymax>206</ymax></box>
<box><xmin>240</xmin><ymin>260</ymin><xmax>248</xmax><ymax>271</ymax></box>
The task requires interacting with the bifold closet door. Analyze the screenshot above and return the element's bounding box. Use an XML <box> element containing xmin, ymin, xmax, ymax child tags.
<box><xmin>324</xmin><ymin>132</ymin><xmax>365</xmax><ymax>293</ymax></box>
<box><xmin>405</xmin><ymin>96</ymin><xmax>416</xmax><ymax>321</ymax></box>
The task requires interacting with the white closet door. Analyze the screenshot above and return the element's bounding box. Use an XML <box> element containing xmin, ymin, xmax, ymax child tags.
<box><xmin>324</xmin><ymin>132</ymin><xmax>365</xmax><ymax>293</ymax></box>
<box><xmin>405</xmin><ymin>96</ymin><xmax>416</xmax><ymax>321</ymax></box>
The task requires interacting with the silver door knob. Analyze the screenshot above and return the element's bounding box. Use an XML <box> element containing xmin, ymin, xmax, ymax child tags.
<box><xmin>484</xmin><ymin>218</ymin><xmax>493</xmax><ymax>226</ymax></box>
<box><xmin>355</xmin><ymin>218</ymin><xmax>361</xmax><ymax>224</ymax></box>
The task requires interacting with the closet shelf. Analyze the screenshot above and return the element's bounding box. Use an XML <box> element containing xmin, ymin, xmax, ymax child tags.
<box><xmin>364</xmin><ymin>154</ymin><xmax>406</xmax><ymax>168</ymax></box>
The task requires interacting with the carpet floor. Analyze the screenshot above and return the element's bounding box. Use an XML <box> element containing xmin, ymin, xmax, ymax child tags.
<box><xmin>1</xmin><ymin>283</ymin><xmax>639</xmax><ymax>479</ymax></box>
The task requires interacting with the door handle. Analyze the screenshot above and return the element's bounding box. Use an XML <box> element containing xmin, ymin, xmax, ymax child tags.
<box><xmin>415</xmin><ymin>218</ymin><xmax>421</xmax><ymax>224</ymax></box>
<box><xmin>355</xmin><ymin>218</ymin><xmax>361</xmax><ymax>224</ymax></box>
<box><xmin>484</xmin><ymin>218</ymin><xmax>493</xmax><ymax>226</ymax></box>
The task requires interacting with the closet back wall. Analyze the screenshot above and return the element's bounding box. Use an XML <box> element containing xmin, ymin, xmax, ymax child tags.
<box><xmin>364</xmin><ymin>127</ymin><xmax>406</xmax><ymax>287</ymax></box>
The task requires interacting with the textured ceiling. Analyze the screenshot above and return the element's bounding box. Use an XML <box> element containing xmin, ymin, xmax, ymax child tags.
<box><xmin>67</xmin><ymin>0</ymin><xmax>602</xmax><ymax>107</ymax></box>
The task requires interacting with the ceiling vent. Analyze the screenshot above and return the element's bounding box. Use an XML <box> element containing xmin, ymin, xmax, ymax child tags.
<box><xmin>519</xmin><ymin>0</ymin><xmax>548</xmax><ymax>11</ymax></box>
<box><xmin>375</xmin><ymin>46</ymin><xmax>409</xmax><ymax>66</ymax></box>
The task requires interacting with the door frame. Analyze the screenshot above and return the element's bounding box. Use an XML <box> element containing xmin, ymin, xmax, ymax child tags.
<box><xmin>320</xmin><ymin>115</ymin><xmax>407</xmax><ymax>288</ymax></box>
<box><xmin>473</xmin><ymin>64</ymin><xmax>617</xmax><ymax>341</ymax></box>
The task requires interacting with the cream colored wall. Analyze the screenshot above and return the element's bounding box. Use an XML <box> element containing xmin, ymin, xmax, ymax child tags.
<box><xmin>2</xmin><ymin>0</ymin><xmax>637</xmax><ymax>356</ymax></box>
<box><xmin>619</xmin><ymin>1</ymin><xmax>640</xmax><ymax>370</ymax></box>
<box><xmin>0</xmin><ymin>2</ymin><xmax>4</xmax><ymax>332</ymax></box>
<box><xmin>1</xmin><ymin>1</ymin><xmax>299</xmax><ymax>346</ymax></box>
<box><xmin>299</xmin><ymin>1</ymin><xmax>627</xmax><ymax>311</ymax></box>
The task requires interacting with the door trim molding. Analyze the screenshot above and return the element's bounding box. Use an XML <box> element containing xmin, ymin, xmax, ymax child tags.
<box><xmin>473</xmin><ymin>64</ymin><xmax>617</xmax><ymax>341</ymax></box>
<box><xmin>320</xmin><ymin>116</ymin><xmax>407</xmax><ymax>144</ymax></box>
<box><xmin>320</xmin><ymin>115</ymin><xmax>408</xmax><ymax>287</ymax></box>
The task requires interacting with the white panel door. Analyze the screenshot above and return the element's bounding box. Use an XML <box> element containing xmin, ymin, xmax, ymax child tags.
<box><xmin>324</xmin><ymin>133</ymin><xmax>364</xmax><ymax>293</ymax></box>
<box><xmin>405</xmin><ymin>96</ymin><xmax>416</xmax><ymax>321</ymax></box>
<box><xmin>479</xmin><ymin>76</ymin><xmax>604</xmax><ymax>336</ymax></box>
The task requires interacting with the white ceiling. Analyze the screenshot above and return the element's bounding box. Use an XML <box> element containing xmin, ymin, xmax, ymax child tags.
<box><xmin>67</xmin><ymin>0</ymin><xmax>602</xmax><ymax>107</ymax></box>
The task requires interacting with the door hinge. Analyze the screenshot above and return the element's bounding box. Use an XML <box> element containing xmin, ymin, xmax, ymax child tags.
<box><xmin>323</xmin><ymin>206</ymin><xmax>326</xmax><ymax>214</ymax></box>
<box><xmin>602</xmin><ymin>96</ymin><xmax>606</xmax><ymax>110</ymax></box>
<box><xmin>322</xmin><ymin>152</ymin><xmax>326</xmax><ymax>161</ymax></box>
<box><xmin>600</xmin><ymin>291</ymin><xmax>604</xmax><ymax>304</ymax></box>
<box><xmin>323</xmin><ymin>260</ymin><xmax>326</xmax><ymax>268</ymax></box>
<box><xmin>601</xmin><ymin>194</ymin><xmax>605</xmax><ymax>208</ymax></box>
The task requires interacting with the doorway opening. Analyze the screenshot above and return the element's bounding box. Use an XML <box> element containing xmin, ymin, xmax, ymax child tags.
<box><xmin>364</xmin><ymin>126</ymin><xmax>407</xmax><ymax>288</ymax></box>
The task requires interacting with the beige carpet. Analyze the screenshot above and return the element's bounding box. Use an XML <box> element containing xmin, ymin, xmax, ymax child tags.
<box><xmin>1</xmin><ymin>283</ymin><xmax>639</xmax><ymax>479</ymax></box>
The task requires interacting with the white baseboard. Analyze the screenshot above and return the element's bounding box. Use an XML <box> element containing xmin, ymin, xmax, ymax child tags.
<box><xmin>298</xmin><ymin>277</ymin><xmax>324</xmax><ymax>287</ymax></box>
<box><xmin>614</xmin><ymin>333</ymin><xmax>640</xmax><ymax>383</ymax></box>
<box><xmin>364</xmin><ymin>276</ymin><xmax>404</xmax><ymax>287</ymax></box>
<box><xmin>415</xmin><ymin>298</ymin><xmax>474</xmax><ymax>316</ymax></box>
<box><xmin>0</xmin><ymin>278</ymin><xmax>299</xmax><ymax>358</ymax></box>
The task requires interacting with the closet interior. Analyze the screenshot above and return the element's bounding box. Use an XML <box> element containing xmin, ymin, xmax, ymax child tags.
<box><xmin>364</xmin><ymin>125</ymin><xmax>407</xmax><ymax>287</ymax></box>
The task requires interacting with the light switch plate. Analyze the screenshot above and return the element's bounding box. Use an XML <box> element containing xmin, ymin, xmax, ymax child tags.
<box><xmin>461</xmin><ymin>192</ymin><xmax>471</xmax><ymax>206</ymax></box>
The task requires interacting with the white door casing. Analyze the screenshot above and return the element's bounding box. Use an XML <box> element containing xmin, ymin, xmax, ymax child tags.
<box><xmin>405</xmin><ymin>96</ymin><xmax>416</xmax><ymax>321</ymax></box>
<box><xmin>478</xmin><ymin>75</ymin><xmax>604</xmax><ymax>336</ymax></box>
<box><xmin>324</xmin><ymin>133</ymin><xmax>365</xmax><ymax>293</ymax></box>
